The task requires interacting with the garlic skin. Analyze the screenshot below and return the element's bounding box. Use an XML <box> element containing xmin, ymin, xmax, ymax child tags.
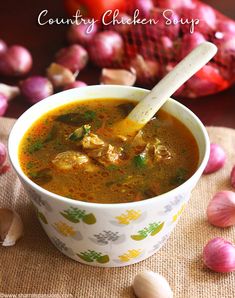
<box><xmin>203</xmin><ymin>237</ymin><xmax>235</xmax><ymax>273</ymax></box>
<box><xmin>0</xmin><ymin>83</ymin><xmax>20</xmax><ymax>101</ymax></box>
<box><xmin>230</xmin><ymin>165</ymin><xmax>235</xmax><ymax>189</ymax></box>
<box><xmin>47</xmin><ymin>63</ymin><xmax>76</xmax><ymax>88</ymax></box>
<box><xmin>0</xmin><ymin>208</ymin><xmax>23</xmax><ymax>246</ymax></box>
<box><xmin>129</xmin><ymin>54</ymin><xmax>160</xmax><ymax>86</ymax></box>
<box><xmin>132</xmin><ymin>270</ymin><xmax>173</xmax><ymax>298</ymax></box>
<box><xmin>207</xmin><ymin>191</ymin><xmax>235</xmax><ymax>227</ymax></box>
<box><xmin>100</xmin><ymin>68</ymin><xmax>136</xmax><ymax>86</ymax></box>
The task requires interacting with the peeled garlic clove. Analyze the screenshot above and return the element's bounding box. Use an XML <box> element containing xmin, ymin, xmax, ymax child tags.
<box><xmin>100</xmin><ymin>68</ymin><xmax>136</xmax><ymax>86</ymax></box>
<box><xmin>207</xmin><ymin>191</ymin><xmax>235</xmax><ymax>227</ymax></box>
<box><xmin>0</xmin><ymin>208</ymin><xmax>23</xmax><ymax>246</ymax></box>
<box><xmin>132</xmin><ymin>270</ymin><xmax>173</xmax><ymax>298</ymax></box>
<box><xmin>47</xmin><ymin>63</ymin><xmax>76</xmax><ymax>88</ymax></box>
<box><xmin>203</xmin><ymin>143</ymin><xmax>226</xmax><ymax>174</ymax></box>
<box><xmin>203</xmin><ymin>237</ymin><xmax>235</xmax><ymax>273</ymax></box>
<box><xmin>230</xmin><ymin>165</ymin><xmax>235</xmax><ymax>189</ymax></box>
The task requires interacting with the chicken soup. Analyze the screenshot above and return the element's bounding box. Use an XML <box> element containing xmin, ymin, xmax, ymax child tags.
<box><xmin>19</xmin><ymin>99</ymin><xmax>199</xmax><ymax>204</ymax></box>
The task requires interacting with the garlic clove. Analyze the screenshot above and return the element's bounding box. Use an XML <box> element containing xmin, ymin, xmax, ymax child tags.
<box><xmin>100</xmin><ymin>68</ymin><xmax>136</xmax><ymax>86</ymax></box>
<box><xmin>129</xmin><ymin>54</ymin><xmax>160</xmax><ymax>86</ymax></box>
<box><xmin>203</xmin><ymin>237</ymin><xmax>235</xmax><ymax>273</ymax></box>
<box><xmin>0</xmin><ymin>83</ymin><xmax>20</xmax><ymax>101</ymax></box>
<box><xmin>0</xmin><ymin>208</ymin><xmax>24</xmax><ymax>246</ymax></box>
<box><xmin>47</xmin><ymin>63</ymin><xmax>76</xmax><ymax>88</ymax></box>
<box><xmin>132</xmin><ymin>270</ymin><xmax>173</xmax><ymax>298</ymax></box>
<box><xmin>207</xmin><ymin>191</ymin><xmax>235</xmax><ymax>227</ymax></box>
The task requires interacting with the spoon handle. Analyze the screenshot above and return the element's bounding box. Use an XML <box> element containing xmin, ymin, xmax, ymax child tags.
<box><xmin>127</xmin><ymin>42</ymin><xmax>217</xmax><ymax>125</ymax></box>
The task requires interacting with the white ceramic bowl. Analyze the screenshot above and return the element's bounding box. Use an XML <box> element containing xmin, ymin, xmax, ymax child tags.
<box><xmin>8</xmin><ymin>85</ymin><xmax>210</xmax><ymax>267</ymax></box>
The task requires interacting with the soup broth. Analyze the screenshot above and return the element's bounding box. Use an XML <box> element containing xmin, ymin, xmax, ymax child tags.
<box><xmin>19</xmin><ymin>99</ymin><xmax>199</xmax><ymax>204</ymax></box>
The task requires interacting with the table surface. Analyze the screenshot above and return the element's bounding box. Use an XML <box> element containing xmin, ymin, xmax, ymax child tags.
<box><xmin>1</xmin><ymin>0</ymin><xmax>235</xmax><ymax>128</ymax></box>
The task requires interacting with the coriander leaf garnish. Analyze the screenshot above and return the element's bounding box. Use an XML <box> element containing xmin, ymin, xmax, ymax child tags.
<box><xmin>69</xmin><ymin>124</ymin><xmax>91</xmax><ymax>141</ymax></box>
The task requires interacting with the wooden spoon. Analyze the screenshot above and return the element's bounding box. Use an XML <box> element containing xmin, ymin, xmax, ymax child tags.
<box><xmin>113</xmin><ymin>42</ymin><xmax>217</xmax><ymax>136</ymax></box>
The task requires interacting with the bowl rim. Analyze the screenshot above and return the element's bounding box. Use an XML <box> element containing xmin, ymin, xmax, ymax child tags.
<box><xmin>8</xmin><ymin>85</ymin><xmax>210</xmax><ymax>209</ymax></box>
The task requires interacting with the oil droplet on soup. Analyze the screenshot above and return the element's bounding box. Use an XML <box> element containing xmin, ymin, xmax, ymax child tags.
<box><xmin>19</xmin><ymin>99</ymin><xmax>199</xmax><ymax>204</ymax></box>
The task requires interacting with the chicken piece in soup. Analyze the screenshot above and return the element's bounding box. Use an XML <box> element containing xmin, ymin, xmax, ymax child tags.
<box><xmin>19</xmin><ymin>99</ymin><xmax>199</xmax><ymax>204</ymax></box>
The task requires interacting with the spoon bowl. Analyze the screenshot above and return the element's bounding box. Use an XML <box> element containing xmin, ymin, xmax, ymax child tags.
<box><xmin>113</xmin><ymin>42</ymin><xmax>217</xmax><ymax>136</ymax></box>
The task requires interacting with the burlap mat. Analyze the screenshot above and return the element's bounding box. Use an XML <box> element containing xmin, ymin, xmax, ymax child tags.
<box><xmin>1</xmin><ymin>117</ymin><xmax>235</xmax><ymax>298</ymax></box>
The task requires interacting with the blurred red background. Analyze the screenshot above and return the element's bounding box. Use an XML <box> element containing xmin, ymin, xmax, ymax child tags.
<box><xmin>0</xmin><ymin>0</ymin><xmax>234</xmax><ymax>127</ymax></box>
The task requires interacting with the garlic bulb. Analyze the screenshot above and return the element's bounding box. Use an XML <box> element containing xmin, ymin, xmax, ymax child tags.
<box><xmin>207</xmin><ymin>191</ymin><xmax>235</xmax><ymax>227</ymax></box>
<box><xmin>47</xmin><ymin>63</ymin><xmax>76</xmax><ymax>88</ymax></box>
<box><xmin>0</xmin><ymin>83</ymin><xmax>20</xmax><ymax>101</ymax></box>
<box><xmin>203</xmin><ymin>237</ymin><xmax>235</xmax><ymax>273</ymax></box>
<box><xmin>0</xmin><ymin>208</ymin><xmax>24</xmax><ymax>246</ymax></box>
<box><xmin>132</xmin><ymin>270</ymin><xmax>173</xmax><ymax>298</ymax></box>
<box><xmin>100</xmin><ymin>68</ymin><xmax>136</xmax><ymax>86</ymax></box>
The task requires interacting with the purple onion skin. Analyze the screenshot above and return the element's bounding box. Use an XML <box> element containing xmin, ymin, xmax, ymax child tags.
<box><xmin>203</xmin><ymin>237</ymin><xmax>235</xmax><ymax>273</ymax></box>
<box><xmin>0</xmin><ymin>39</ymin><xmax>7</xmax><ymax>54</ymax></box>
<box><xmin>111</xmin><ymin>13</ymin><xmax>132</xmax><ymax>34</ymax></box>
<box><xmin>63</xmin><ymin>81</ymin><xmax>87</xmax><ymax>90</ymax></box>
<box><xmin>20</xmin><ymin>76</ymin><xmax>53</xmax><ymax>104</ymax></box>
<box><xmin>55</xmin><ymin>45</ymin><xmax>88</xmax><ymax>73</ymax></box>
<box><xmin>0</xmin><ymin>45</ymin><xmax>32</xmax><ymax>77</ymax></box>
<box><xmin>0</xmin><ymin>142</ymin><xmax>7</xmax><ymax>166</ymax></box>
<box><xmin>157</xmin><ymin>0</ymin><xmax>194</xmax><ymax>10</ymax></box>
<box><xmin>127</xmin><ymin>0</ymin><xmax>154</xmax><ymax>18</ymax></box>
<box><xmin>231</xmin><ymin>166</ymin><xmax>235</xmax><ymax>188</ymax></box>
<box><xmin>180</xmin><ymin>32</ymin><xmax>206</xmax><ymax>59</ymax></box>
<box><xmin>203</xmin><ymin>143</ymin><xmax>226</xmax><ymax>174</ymax></box>
<box><xmin>67</xmin><ymin>23</ymin><xmax>98</xmax><ymax>46</ymax></box>
<box><xmin>88</xmin><ymin>31</ymin><xmax>124</xmax><ymax>68</ymax></box>
<box><xmin>0</xmin><ymin>93</ymin><xmax>8</xmax><ymax>116</ymax></box>
<box><xmin>181</xmin><ymin>2</ymin><xmax>216</xmax><ymax>33</ymax></box>
<box><xmin>206</xmin><ymin>191</ymin><xmax>235</xmax><ymax>228</ymax></box>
